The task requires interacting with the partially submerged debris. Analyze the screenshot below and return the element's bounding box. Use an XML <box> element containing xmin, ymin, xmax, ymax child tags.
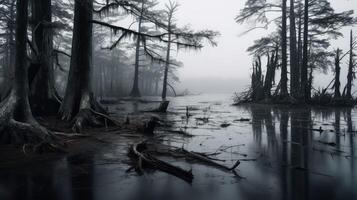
<box><xmin>234</xmin><ymin>118</ymin><xmax>251</xmax><ymax>122</ymax></box>
<box><xmin>152</xmin><ymin>101</ymin><xmax>170</xmax><ymax>113</ymax></box>
<box><xmin>195</xmin><ymin>117</ymin><xmax>209</xmax><ymax>123</ymax></box>
<box><xmin>175</xmin><ymin>148</ymin><xmax>240</xmax><ymax>172</ymax></box>
<box><xmin>165</xmin><ymin>129</ymin><xmax>194</xmax><ymax>137</ymax></box>
<box><xmin>220</xmin><ymin>123</ymin><xmax>231</xmax><ymax>128</ymax></box>
<box><xmin>127</xmin><ymin>141</ymin><xmax>241</xmax><ymax>183</ymax></box>
<box><xmin>317</xmin><ymin>140</ymin><xmax>337</xmax><ymax>147</ymax></box>
<box><xmin>128</xmin><ymin>142</ymin><xmax>194</xmax><ymax>184</ymax></box>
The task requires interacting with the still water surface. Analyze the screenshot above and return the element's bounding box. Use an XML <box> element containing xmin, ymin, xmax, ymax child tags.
<box><xmin>0</xmin><ymin>94</ymin><xmax>356</xmax><ymax>200</ymax></box>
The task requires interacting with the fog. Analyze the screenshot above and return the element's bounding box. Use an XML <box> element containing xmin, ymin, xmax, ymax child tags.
<box><xmin>167</xmin><ymin>0</ymin><xmax>357</xmax><ymax>94</ymax></box>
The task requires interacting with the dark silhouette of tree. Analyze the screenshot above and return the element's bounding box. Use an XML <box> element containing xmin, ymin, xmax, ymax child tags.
<box><xmin>301</xmin><ymin>0</ymin><xmax>309</xmax><ymax>101</ymax></box>
<box><xmin>237</xmin><ymin>0</ymin><xmax>356</xmax><ymax>103</ymax></box>
<box><xmin>0</xmin><ymin>0</ymin><xmax>53</xmax><ymax>144</ymax></box>
<box><xmin>94</xmin><ymin>0</ymin><xmax>218</xmax><ymax>101</ymax></box>
<box><xmin>345</xmin><ymin>30</ymin><xmax>356</xmax><ymax>99</ymax></box>
<box><xmin>0</xmin><ymin>0</ymin><xmax>16</xmax><ymax>99</ymax></box>
<box><xmin>281</xmin><ymin>0</ymin><xmax>289</xmax><ymax>97</ymax></box>
<box><xmin>161</xmin><ymin>1</ymin><xmax>177</xmax><ymax>100</ymax></box>
<box><xmin>59</xmin><ymin>0</ymin><xmax>109</xmax><ymax>132</ymax></box>
<box><xmin>333</xmin><ymin>49</ymin><xmax>341</xmax><ymax>99</ymax></box>
<box><xmin>129</xmin><ymin>0</ymin><xmax>159</xmax><ymax>97</ymax></box>
<box><xmin>290</xmin><ymin>0</ymin><xmax>299</xmax><ymax>98</ymax></box>
<box><xmin>29</xmin><ymin>0</ymin><xmax>61</xmax><ymax>116</ymax></box>
<box><xmin>245</xmin><ymin>34</ymin><xmax>280</xmax><ymax>101</ymax></box>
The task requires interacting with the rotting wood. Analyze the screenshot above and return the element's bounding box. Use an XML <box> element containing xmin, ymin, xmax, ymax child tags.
<box><xmin>128</xmin><ymin>142</ymin><xmax>194</xmax><ymax>184</ymax></box>
<box><xmin>176</xmin><ymin>148</ymin><xmax>240</xmax><ymax>172</ymax></box>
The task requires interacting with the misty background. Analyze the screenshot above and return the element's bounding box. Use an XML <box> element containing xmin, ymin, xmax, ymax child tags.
<box><xmin>171</xmin><ymin>0</ymin><xmax>357</xmax><ymax>94</ymax></box>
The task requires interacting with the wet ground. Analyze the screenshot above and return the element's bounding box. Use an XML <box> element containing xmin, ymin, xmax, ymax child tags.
<box><xmin>0</xmin><ymin>94</ymin><xmax>356</xmax><ymax>200</ymax></box>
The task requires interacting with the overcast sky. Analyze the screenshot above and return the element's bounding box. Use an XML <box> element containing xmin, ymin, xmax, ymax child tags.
<box><xmin>156</xmin><ymin>0</ymin><xmax>357</xmax><ymax>93</ymax></box>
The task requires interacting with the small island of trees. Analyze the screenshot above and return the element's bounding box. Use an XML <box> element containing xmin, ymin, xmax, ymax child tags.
<box><xmin>235</xmin><ymin>0</ymin><xmax>357</xmax><ymax>106</ymax></box>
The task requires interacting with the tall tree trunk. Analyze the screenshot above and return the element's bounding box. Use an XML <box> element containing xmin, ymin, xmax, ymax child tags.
<box><xmin>0</xmin><ymin>0</ymin><xmax>52</xmax><ymax>144</ymax></box>
<box><xmin>130</xmin><ymin>1</ymin><xmax>144</xmax><ymax>97</ymax></box>
<box><xmin>29</xmin><ymin>0</ymin><xmax>60</xmax><ymax>116</ymax></box>
<box><xmin>280</xmin><ymin>0</ymin><xmax>289</xmax><ymax>97</ymax></box>
<box><xmin>301</xmin><ymin>0</ymin><xmax>309</xmax><ymax>101</ymax></box>
<box><xmin>59</xmin><ymin>0</ymin><xmax>106</xmax><ymax>132</ymax></box>
<box><xmin>162</xmin><ymin>17</ymin><xmax>172</xmax><ymax>100</ymax></box>
<box><xmin>346</xmin><ymin>30</ymin><xmax>354</xmax><ymax>99</ymax></box>
<box><xmin>11</xmin><ymin>0</ymin><xmax>32</xmax><ymax>122</ymax></box>
<box><xmin>290</xmin><ymin>0</ymin><xmax>299</xmax><ymax>98</ymax></box>
<box><xmin>297</xmin><ymin>0</ymin><xmax>303</xmax><ymax>81</ymax></box>
<box><xmin>334</xmin><ymin>49</ymin><xmax>341</xmax><ymax>98</ymax></box>
<box><xmin>1</xmin><ymin>1</ymin><xmax>16</xmax><ymax>99</ymax></box>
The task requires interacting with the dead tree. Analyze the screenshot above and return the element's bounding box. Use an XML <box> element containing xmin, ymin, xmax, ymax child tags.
<box><xmin>345</xmin><ymin>30</ymin><xmax>355</xmax><ymax>99</ymax></box>
<box><xmin>333</xmin><ymin>49</ymin><xmax>341</xmax><ymax>99</ymax></box>
<box><xmin>251</xmin><ymin>56</ymin><xmax>264</xmax><ymax>101</ymax></box>
<box><xmin>264</xmin><ymin>47</ymin><xmax>278</xmax><ymax>98</ymax></box>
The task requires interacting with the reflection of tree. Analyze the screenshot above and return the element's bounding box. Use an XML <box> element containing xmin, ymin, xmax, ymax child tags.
<box><xmin>68</xmin><ymin>154</ymin><xmax>94</xmax><ymax>200</ymax></box>
<box><xmin>289</xmin><ymin>108</ymin><xmax>310</xmax><ymax>200</ymax></box>
<box><xmin>264</xmin><ymin>107</ymin><xmax>277</xmax><ymax>148</ymax></box>
<box><xmin>251</xmin><ymin>106</ymin><xmax>263</xmax><ymax>146</ymax></box>
<box><xmin>346</xmin><ymin>109</ymin><xmax>353</xmax><ymax>133</ymax></box>
<box><xmin>280</xmin><ymin>109</ymin><xmax>289</xmax><ymax>199</ymax></box>
<box><xmin>335</xmin><ymin>110</ymin><xmax>341</xmax><ymax>148</ymax></box>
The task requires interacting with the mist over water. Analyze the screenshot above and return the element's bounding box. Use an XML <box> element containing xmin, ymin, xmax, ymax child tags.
<box><xmin>177</xmin><ymin>77</ymin><xmax>249</xmax><ymax>94</ymax></box>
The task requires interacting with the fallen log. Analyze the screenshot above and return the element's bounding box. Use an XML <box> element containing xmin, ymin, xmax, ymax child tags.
<box><xmin>176</xmin><ymin>148</ymin><xmax>240</xmax><ymax>172</ymax></box>
<box><xmin>128</xmin><ymin>142</ymin><xmax>194</xmax><ymax>184</ymax></box>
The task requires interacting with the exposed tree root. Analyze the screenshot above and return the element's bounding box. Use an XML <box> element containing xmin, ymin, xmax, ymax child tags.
<box><xmin>0</xmin><ymin>114</ymin><xmax>65</xmax><ymax>153</ymax></box>
<box><xmin>0</xmin><ymin>94</ymin><xmax>65</xmax><ymax>153</ymax></box>
<box><xmin>1</xmin><ymin>119</ymin><xmax>51</xmax><ymax>144</ymax></box>
<box><xmin>60</xmin><ymin>93</ymin><xmax>120</xmax><ymax>133</ymax></box>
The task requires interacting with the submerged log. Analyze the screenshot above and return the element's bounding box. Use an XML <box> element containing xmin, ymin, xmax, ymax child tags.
<box><xmin>128</xmin><ymin>142</ymin><xmax>194</xmax><ymax>184</ymax></box>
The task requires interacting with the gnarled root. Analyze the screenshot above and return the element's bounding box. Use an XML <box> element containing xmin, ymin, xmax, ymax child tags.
<box><xmin>71</xmin><ymin>109</ymin><xmax>102</xmax><ymax>133</ymax></box>
<box><xmin>60</xmin><ymin>93</ymin><xmax>120</xmax><ymax>133</ymax></box>
<box><xmin>0</xmin><ymin>116</ymin><xmax>65</xmax><ymax>153</ymax></box>
<box><xmin>71</xmin><ymin>108</ymin><xmax>121</xmax><ymax>133</ymax></box>
<box><xmin>0</xmin><ymin>94</ymin><xmax>64</xmax><ymax>152</ymax></box>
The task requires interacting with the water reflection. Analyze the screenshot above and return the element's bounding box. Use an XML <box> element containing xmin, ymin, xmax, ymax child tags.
<box><xmin>0</xmin><ymin>94</ymin><xmax>357</xmax><ymax>200</ymax></box>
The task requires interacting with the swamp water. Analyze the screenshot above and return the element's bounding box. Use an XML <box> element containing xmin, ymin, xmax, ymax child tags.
<box><xmin>0</xmin><ymin>94</ymin><xmax>356</xmax><ymax>200</ymax></box>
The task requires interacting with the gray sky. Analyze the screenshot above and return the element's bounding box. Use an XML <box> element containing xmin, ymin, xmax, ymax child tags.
<box><xmin>157</xmin><ymin>0</ymin><xmax>357</xmax><ymax>93</ymax></box>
